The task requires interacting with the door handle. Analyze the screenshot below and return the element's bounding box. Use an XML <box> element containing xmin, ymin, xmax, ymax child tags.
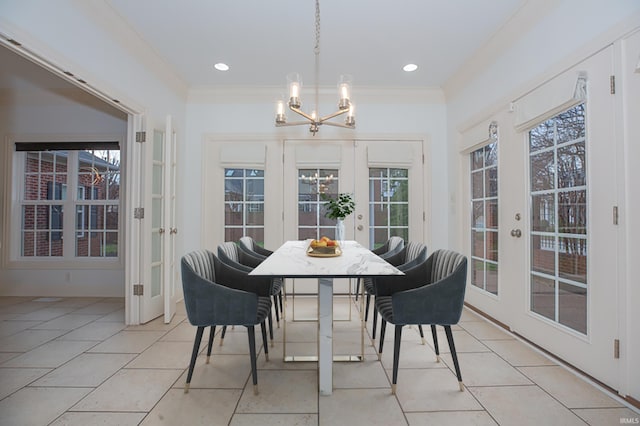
<box><xmin>158</xmin><ymin>228</ymin><xmax>165</xmax><ymax>234</ymax></box>
<box><xmin>170</xmin><ymin>228</ymin><xmax>178</xmax><ymax>235</ymax></box>
<box><xmin>510</xmin><ymin>229</ymin><xmax>522</xmax><ymax>238</ymax></box>
<box><xmin>357</xmin><ymin>225</ymin><xmax>363</xmax><ymax>231</ymax></box>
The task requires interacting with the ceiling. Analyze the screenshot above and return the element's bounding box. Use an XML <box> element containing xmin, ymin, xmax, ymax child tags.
<box><xmin>1</xmin><ymin>0</ymin><xmax>528</xmax><ymax>95</ymax></box>
<box><xmin>104</xmin><ymin>0</ymin><xmax>526</xmax><ymax>90</ymax></box>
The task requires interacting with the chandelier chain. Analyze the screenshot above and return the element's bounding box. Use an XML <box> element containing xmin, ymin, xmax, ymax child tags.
<box><xmin>314</xmin><ymin>0</ymin><xmax>321</xmax><ymax>116</ymax></box>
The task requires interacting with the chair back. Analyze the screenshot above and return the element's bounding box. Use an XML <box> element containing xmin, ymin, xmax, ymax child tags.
<box><xmin>182</xmin><ymin>249</ymin><xmax>216</xmax><ymax>282</ymax></box>
<box><xmin>218</xmin><ymin>241</ymin><xmax>240</xmax><ymax>262</ymax></box>
<box><xmin>181</xmin><ymin>250</ymin><xmax>263</xmax><ymax>326</ymax></box>
<box><xmin>430</xmin><ymin>249</ymin><xmax>466</xmax><ymax>283</ymax></box>
<box><xmin>238</xmin><ymin>236</ymin><xmax>256</xmax><ymax>251</ymax></box>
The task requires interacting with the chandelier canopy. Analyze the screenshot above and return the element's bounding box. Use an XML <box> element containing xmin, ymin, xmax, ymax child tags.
<box><xmin>275</xmin><ymin>0</ymin><xmax>355</xmax><ymax>136</ymax></box>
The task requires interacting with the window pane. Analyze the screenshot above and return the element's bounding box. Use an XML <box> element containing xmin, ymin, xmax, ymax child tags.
<box><xmin>471</xmin><ymin>150</ymin><xmax>484</xmax><ymax>170</ymax></box>
<box><xmin>471</xmin><ymin>171</ymin><xmax>483</xmax><ymax>199</ymax></box>
<box><xmin>558</xmin><ymin>142</ymin><xmax>585</xmax><ymax>188</ymax></box>
<box><xmin>558</xmin><ymin>237</ymin><xmax>587</xmax><ymax>284</ymax></box>
<box><xmin>245</xmin><ymin>204</ymin><xmax>264</xmax><ymax>226</ymax></box>
<box><xmin>485</xmin><ymin>167</ymin><xmax>498</xmax><ymax>197</ymax></box>
<box><xmin>486</xmin><ymin>200</ymin><xmax>498</xmax><ymax>229</ymax></box>
<box><xmin>531</xmin><ymin>275</ymin><xmax>555</xmax><ymax>321</ymax></box>
<box><xmin>389</xmin><ymin>204</ymin><xmax>407</xmax><ymax>227</ymax></box>
<box><xmin>555</xmin><ymin>104</ymin><xmax>585</xmax><ymax>144</ymax></box>
<box><xmin>485</xmin><ymin>230</ymin><xmax>498</xmax><ymax>262</ymax></box>
<box><xmin>531</xmin><ymin>194</ymin><xmax>555</xmax><ymax>232</ymax></box>
<box><xmin>558</xmin><ymin>283</ymin><xmax>587</xmax><ymax>333</ymax></box>
<box><xmin>485</xmin><ymin>143</ymin><xmax>498</xmax><ymax>167</ymax></box>
<box><xmin>530</xmin><ymin>151</ymin><xmax>555</xmax><ymax>191</ymax></box>
<box><xmin>472</xmin><ymin>230</ymin><xmax>484</xmax><ymax>258</ymax></box>
<box><xmin>531</xmin><ymin>235</ymin><xmax>555</xmax><ymax>275</ymax></box>
<box><xmin>370</xmin><ymin>203</ymin><xmax>389</xmax><ymax>227</ymax></box>
<box><xmin>486</xmin><ymin>263</ymin><xmax>498</xmax><ymax>295</ymax></box>
<box><xmin>472</xmin><ymin>201</ymin><xmax>484</xmax><ymax>228</ymax></box>
<box><xmin>529</xmin><ymin>120</ymin><xmax>555</xmax><ymax>152</ymax></box>
<box><xmin>369</xmin><ymin>168</ymin><xmax>387</xmax><ymax>178</ymax></box>
<box><xmin>225</xmin><ymin>203</ymin><xmax>243</xmax><ymax>225</ymax></box>
<box><xmin>389</xmin><ymin>180</ymin><xmax>408</xmax><ymax>202</ymax></box>
<box><xmin>471</xmin><ymin>259</ymin><xmax>485</xmax><ymax>289</ymax></box>
<box><xmin>558</xmin><ymin>190</ymin><xmax>586</xmax><ymax>234</ymax></box>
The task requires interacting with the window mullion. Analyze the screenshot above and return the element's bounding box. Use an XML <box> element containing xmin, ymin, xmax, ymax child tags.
<box><xmin>62</xmin><ymin>151</ymin><xmax>79</xmax><ymax>258</ymax></box>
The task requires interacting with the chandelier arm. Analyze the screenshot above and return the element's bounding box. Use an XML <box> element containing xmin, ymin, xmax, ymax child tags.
<box><xmin>322</xmin><ymin>121</ymin><xmax>355</xmax><ymax>129</ymax></box>
<box><xmin>289</xmin><ymin>106</ymin><xmax>317</xmax><ymax>122</ymax></box>
<box><xmin>318</xmin><ymin>109</ymin><xmax>349</xmax><ymax>123</ymax></box>
<box><xmin>275</xmin><ymin>121</ymin><xmax>314</xmax><ymax>128</ymax></box>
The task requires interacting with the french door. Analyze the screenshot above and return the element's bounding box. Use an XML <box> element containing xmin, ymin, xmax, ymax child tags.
<box><xmin>139</xmin><ymin>117</ymin><xmax>178</xmax><ymax>324</ymax></box>
<box><xmin>282</xmin><ymin>139</ymin><xmax>425</xmax><ymax>294</ymax></box>
<box><xmin>498</xmin><ymin>47</ymin><xmax>619</xmax><ymax>388</ymax></box>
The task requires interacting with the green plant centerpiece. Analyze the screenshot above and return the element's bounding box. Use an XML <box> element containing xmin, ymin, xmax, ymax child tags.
<box><xmin>321</xmin><ymin>193</ymin><xmax>355</xmax><ymax>244</ymax></box>
<box><xmin>321</xmin><ymin>192</ymin><xmax>355</xmax><ymax>220</ymax></box>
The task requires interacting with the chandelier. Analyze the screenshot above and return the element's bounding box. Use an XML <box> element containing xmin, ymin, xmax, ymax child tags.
<box><xmin>275</xmin><ymin>0</ymin><xmax>355</xmax><ymax>136</ymax></box>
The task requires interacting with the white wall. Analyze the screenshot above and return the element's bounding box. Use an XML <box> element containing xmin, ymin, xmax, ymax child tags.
<box><xmin>445</xmin><ymin>0</ymin><xmax>640</xmax><ymax>403</ymax></box>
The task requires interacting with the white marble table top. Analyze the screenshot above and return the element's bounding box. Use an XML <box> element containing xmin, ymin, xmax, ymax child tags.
<box><xmin>249</xmin><ymin>240</ymin><xmax>403</xmax><ymax>278</ymax></box>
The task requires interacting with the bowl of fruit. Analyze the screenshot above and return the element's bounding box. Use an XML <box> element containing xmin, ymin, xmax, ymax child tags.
<box><xmin>307</xmin><ymin>236</ymin><xmax>342</xmax><ymax>257</ymax></box>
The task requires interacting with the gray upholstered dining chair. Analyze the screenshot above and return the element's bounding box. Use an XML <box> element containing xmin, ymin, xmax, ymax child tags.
<box><xmin>355</xmin><ymin>236</ymin><xmax>404</xmax><ymax>301</ymax></box>
<box><xmin>181</xmin><ymin>249</ymin><xmax>271</xmax><ymax>395</ymax></box>
<box><xmin>365</xmin><ymin>241</ymin><xmax>426</xmax><ymax>340</ymax></box>
<box><xmin>219</xmin><ymin>241</ymin><xmax>283</xmax><ymax>328</ymax></box>
<box><xmin>238</xmin><ymin>236</ymin><xmax>274</xmax><ymax>259</ymax></box>
<box><xmin>217</xmin><ymin>242</ymin><xmax>276</xmax><ymax>344</ymax></box>
<box><xmin>374</xmin><ymin>249</ymin><xmax>468</xmax><ymax>394</ymax></box>
<box><xmin>237</xmin><ymin>237</ymin><xmax>284</xmax><ymax>324</ymax></box>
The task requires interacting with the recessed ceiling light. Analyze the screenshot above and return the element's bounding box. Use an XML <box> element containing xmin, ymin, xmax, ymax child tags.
<box><xmin>403</xmin><ymin>63</ymin><xmax>418</xmax><ymax>72</ymax></box>
<box><xmin>214</xmin><ymin>63</ymin><xmax>229</xmax><ymax>71</ymax></box>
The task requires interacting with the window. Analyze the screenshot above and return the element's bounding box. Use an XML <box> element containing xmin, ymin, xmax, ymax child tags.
<box><xmin>529</xmin><ymin>103</ymin><xmax>587</xmax><ymax>334</ymax></box>
<box><xmin>369</xmin><ymin>168</ymin><xmax>409</xmax><ymax>249</ymax></box>
<box><xmin>470</xmin><ymin>142</ymin><xmax>499</xmax><ymax>295</ymax></box>
<box><xmin>16</xmin><ymin>143</ymin><xmax>120</xmax><ymax>259</ymax></box>
<box><xmin>224</xmin><ymin>168</ymin><xmax>265</xmax><ymax>243</ymax></box>
<box><xmin>297</xmin><ymin>168</ymin><xmax>339</xmax><ymax>240</ymax></box>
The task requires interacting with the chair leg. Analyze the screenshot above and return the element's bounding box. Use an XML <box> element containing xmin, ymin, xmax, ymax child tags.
<box><xmin>206</xmin><ymin>325</ymin><xmax>216</xmax><ymax>364</ymax></box>
<box><xmin>378</xmin><ymin>319</ymin><xmax>386</xmax><ymax>359</ymax></box>
<box><xmin>267</xmin><ymin>311</ymin><xmax>274</xmax><ymax>347</ymax></box>
<box><xmin>444</xmin><ymin>325</ymin><xmax>464</xmax><ymax>391</ymax></box>
<box><xmin>391</xmin><ymin>325</ymin><xmax>403</xmax><ymax>395</ymax></box>
<box><xmin>355</xmin><ymin>278</ymin><xmax>360</xmax><ymax>301</ymax></box>
<box><xmin>185</xmin><ymin>326</ymin><xmax>205</xmax><ymax>393</ymax></box>
<box><xmin>431</xmin><ymin>325</ymin><xmax>440</xmax><ymax>362</ymax></box>
<box><xmin>364</xmin><ymin>293</ymin><xmax>371</xmax><ymax>322</ymax></box>
<box><xmin>260</xmin><ymin>320</ymin><xmax>269</xmax><ymax>362</ymax></box>
<box><xmin>220</xmin><ymin>325</ymin><xmax>227</xmax><ymax>346</ymax></box>
<box><xmin>372</xmin><ymin>304</ymin><xmax>378</xmax><ymax>340</ymax></box>
<box><xmin>273</xmin><ymin>294</ymin><xmax>280</xmax><ymax>327</ymax></box>
<box><xmin>418</xmin><ymin>324</ymin><xmax>426</xmax><ymax>344</ymax></box>
<box><xmin>247</xmin><ymin>325</ymin><xmax>259</xmax><ymax>395</ymax></box>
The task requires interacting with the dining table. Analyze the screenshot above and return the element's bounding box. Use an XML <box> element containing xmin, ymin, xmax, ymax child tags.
<box><xmin>249</xmin><ymin>239</ymin><xmax>403</xmax><ymax>395</ymax></box>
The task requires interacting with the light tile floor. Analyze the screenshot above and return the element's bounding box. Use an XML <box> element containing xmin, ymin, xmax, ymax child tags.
<box><xmin>0</xmin><ymin>295</ymin><xmax>638</xmax><ymax>426</ymax></box>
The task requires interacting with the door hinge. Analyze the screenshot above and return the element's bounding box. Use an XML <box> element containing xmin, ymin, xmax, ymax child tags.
<box><xmin>422</xmin><ymin>153</ymin><xmax>425</xmax><ymax>164</ymax></box>
<box><xmin>134</xmin><ymin>207</ymin><xmax>144</xmax><ymax>219</ymax></box>
<box><xmin>135</xmin><ymin>131</ymin><xmax>146</xmax><ymax>143</ymax></box>
<box><xmin>614</xmin><ymin>339</ymin><xmax>620</xmax><ymax>359</ymax></box>
<box><xmin>613</xmin><ymin>206</ymin><xmax>618</xmax><ymax>225</ymax></box>
<box><xmin>423</xmin><ymin>211</ymin><xmax>426</xmax><ymax>221</ymax></box>
<box><xmin>133</xmin><ymin>284</ymin><xmax>144</xmax><ymax>296</ymax></box>
<box><xmin>610</xmin><ymin>75</ymin><xmax>616</xmax><ymax>94</ymax></box>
